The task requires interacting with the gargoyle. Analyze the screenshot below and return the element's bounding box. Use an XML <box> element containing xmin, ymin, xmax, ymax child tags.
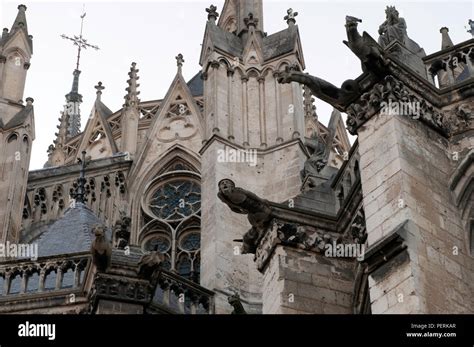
<box><xmin>91</xmin><ymin>225</ymin><xmax>112</xmax><ymax>272</ymax></box>
<box><xmin>277</xmin><ymin>65</ymin><xmax>359</xmax><ymax>109</ymax></box>
<box><xmin>218</xmin><ymin>179</ymin><xmax>273</xmax><ymax>254</ymax></box>
<box><xmin>343</xmin><ymin>15</ymin><xmax>389</xmax><ymax>75</ymax></box>
<box><xmin>138</xmin><ymin>251</ymin><xmax>165</xmax><ymax>281</ymax></box>
<box><xmin>228</xmin><ymin>293</ymin><xmax>247</xmax><ymax>314</ymax></box>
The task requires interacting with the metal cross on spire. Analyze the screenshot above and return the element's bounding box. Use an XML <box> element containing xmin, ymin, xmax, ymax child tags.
<box><xmin>61</xmin><ymin>6</ymin><xmax>100</xmax><ymax>71</ymax></box>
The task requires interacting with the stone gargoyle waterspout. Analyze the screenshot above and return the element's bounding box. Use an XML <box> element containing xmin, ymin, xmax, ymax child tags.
<box><xmin>217</xmin><ymin>179</ymin><xmax>273</xmax><ymax>254</ymax></box>
<box><xmin>277</xmin><ymin>64</ymin><xmax>360</xmax><ymax>110</ymax></box>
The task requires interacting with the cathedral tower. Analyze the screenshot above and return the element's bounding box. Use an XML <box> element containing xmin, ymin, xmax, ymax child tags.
<box><xmin>199</xmin><ymin>1</ymin><xmax>307</xmax><ymax>312</ymax></box>
<box><xmin>0</xmin><ymin>5</ymin><xmax>35</xmax><ymax>243</ymax></box>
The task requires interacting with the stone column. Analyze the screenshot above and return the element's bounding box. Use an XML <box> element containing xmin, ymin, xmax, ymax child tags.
<box><xmin>258</xmin><ymin>77</ymin><xmax>267</xmax><ymax>148</ymax></box>
<box><xmin>273</xmin><ymin>72</ymin><xmax>283</xmax><ymax>143</ymax></box>
<box><xmin>241</xmin><ymin>75</ymin><xmax>250</xmax><ymax>147</ymax></box>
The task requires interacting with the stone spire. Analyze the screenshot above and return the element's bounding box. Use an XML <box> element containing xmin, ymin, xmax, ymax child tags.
<box><xmin>206</xmin><ymin>4</ymin><xmax>219</xmax><ymax>23</ymax></box>
<box><xmin>440</xmin><ymin>27</ymin><xmax>454</xmax><ymax>50</ymax></box>
<box><xmin>2</xmin><ymin>4</ymin><xmax>33</xmax><ymax>55</ymax></box>
<box><xmin>284</xmin><ymin>8</ymin><xmax>298</xmax><ymax>26</ymax></box>
<box><xmin>121</xmin><ymin>63</ymin><xmax>140</xmax><ymax>157</ymax></box>
<box><xmin>64</xmin><ymin>69</ymin><xmax>83</xmax><ymax>137</ymax></box>
<box><xmin>60</xmin><ymin>9</ymin><xmax>99</xmax><ymax>138</ymax></box>
<box><xmin>124</xmin><ymin>62</ymin><xmax>140</xmax><ymax>108</ymax></box>
<box><xmin>11</xmin><ymin>4</ymin><xmax>28</xmax><ymax>34</ymax></box>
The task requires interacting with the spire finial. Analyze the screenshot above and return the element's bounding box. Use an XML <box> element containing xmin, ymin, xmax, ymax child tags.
<box><xmin>72</xmin><ymin>151</ymin><xmax>88</xmax><ymax>204</ymax></box>
<box><xmin>95</xmin><ymin>82</ymin><xmax>104</xmax><ymax>99</ymax></box>
<box><xmin>284</xmin><ymin>8</ymin><xmax>298</xmax><ymax>26</ymax></box>
<box><xmin>11</xmin><ymin>4</ymin><xmax>28</xmax><ymax>33</ymax></box>
<box><xmin>468</xmin><ymin>19</ymin><xmax>474</xmax><ymax>37</ymax></box>
<box><xmin>440</xmin><ymin>27</ymin><xmax>454</xmax><ymax>50</ymax></box>
<box><xmin>124</xmin><ymin>62</ymin><xmax>140</xmax><ymax>108</ymax></box>
<box><xmin>206</xmin><ymin>5</ymin><xmax>219</xmax><ymax>22</ymax></box>
<box><xmin>244</xmin><ymin>13</ymin><xmax>258</xmax><ymax>29</ymax></box>
<box><xmin>176</xmin><ymin>54</ymin><xmax>185</xmax><ymax>73</ymax></box>
<box><xmin>60</xmin><ymin>8</ymin><xmax>100</xmax><ymax>71</ymax></box>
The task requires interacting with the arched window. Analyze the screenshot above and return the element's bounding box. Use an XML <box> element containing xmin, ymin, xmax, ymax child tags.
<box><xmin>140</xmin><ymin>159</ymin><xmax>201</xmax><ymax>283</ymax></box>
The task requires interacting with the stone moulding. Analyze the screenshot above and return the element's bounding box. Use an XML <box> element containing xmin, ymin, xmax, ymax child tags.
<box><xmin>346</xmin><ymin>75</ymin><xmax>450</xmax><ymax>136</ymax></box>
<box><xmin>255</xmin><ymin>219</ymin><xmax>340</xmax><ymax>272</ymax></box>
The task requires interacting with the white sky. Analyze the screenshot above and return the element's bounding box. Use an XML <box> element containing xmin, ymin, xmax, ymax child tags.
<box><xmin>1</xmin><ymin>0</ymin><xmax>473</xmax><ymax>170</ymax></box>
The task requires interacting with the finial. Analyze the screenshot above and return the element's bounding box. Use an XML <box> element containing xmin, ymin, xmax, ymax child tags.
<box><xmin>284</xmin><ymin>8</ymin><xmax>298</xmax><ymax>26</ymax></box>
<box><xmin>95</xmin><ymin>82</ymin><xmax>104</xmax><ymax>98</ymax></box>
<box><xmin>206</xmin><ymin>5</ymin><xmax>219</xmax><ymax>22</ymax></box>
<box><xmin>440</xmin><ymin>27</ymin><xmax>454</xmax><ymax>50</ymax></box>
<box><xmin>72</xmin><ymin>151</ymin><xmax>88</xmax><ymax>204</ymax></box>
<box><xmin>468</xmin><ymin>19</ymin><xmax>474</xmax><ymax>37</ymax></box>
<box><xmin>18</xmin><ymin>4</ymin><xmax>27</xmax><ymax>11</ymax></box>
<box><xmin>244</xmin><ymin>13</ymin><xmax>258</xmax><ymax>29</ymax></box>
<box><xmin>25</xmin><ymin>97</ymin><xmax>34</xmax><ymax>105</ymax></box>
<box><xmin>124</xmin><ymin>62</ymin><xmax>140</xmax><ymax>108</ymax></box>
<box><xmin>176</xmin><ymin>54</ymin><xmax>185</xmax><ymax>72</ymax></box>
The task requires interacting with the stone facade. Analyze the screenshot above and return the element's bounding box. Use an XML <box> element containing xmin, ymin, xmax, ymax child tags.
<box><xmin>0</xmin><ymin>2</ymin><xmax>472</xmax><ymax>315</ymax></box>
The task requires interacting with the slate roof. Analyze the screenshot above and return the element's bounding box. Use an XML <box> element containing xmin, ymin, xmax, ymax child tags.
<box><xmin>2</xmin><ymin>104</ymin><xmax>34</xmax><ymax>130</ymax></box>
<box><xmin>262</xmin><ymin>26</ymin><xmax>298</xmax><ymax>61</ymax></box>
<box><xmin>32</xmin><ymin>203</ymin><xmax>110</xmax><ymax>257</ymax></box>
<box><xmin>187</xmin><ymin>72</ymin><xmax>203</xmax><ymax>96</ymax></box>
<box><xmin>207</xmin><ymin>23</ymin><xmax>243</xmax><ymax>58</ymax></box>
<box><xmin>206</xmin><ymin>23</ymin><xmax>298</xmax><ymax>63</ymax></box>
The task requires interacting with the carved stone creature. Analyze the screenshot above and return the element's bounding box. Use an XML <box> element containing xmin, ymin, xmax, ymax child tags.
<box><xmin>277</xmin><ymin>65</ymin><xmax>359</xmax><ymax>109</ymax></box>
<box><xmin>217</xmin><ymin>179</ymin><xmax>273</xmax><ymax>253</ymax></box>
<box><xmin>301</xmin><ymin>109</ymin><xmax>342</xmax><ymax>179</ymax></box>
<box><xmin>91</xmin><ymin>225</ymin><xmax>112</xmax><ymax>272</ymax></box>
<box><xmin>113</xmin><ymin>214</ymin><xmax>131</xmax><ymax>249</ymax></box>
<box><xmin>228</xmin><ymin>293</ymin><xmax>247</xmax><ymax>314</ymax></box>
<box><xmin>302</xmin><ymin>134</ymin><xmax>327</xmax><ymax>176</ymax></box>
<box><xmin>343</xmin><ymin>15</ymin><xmax>389</xmax><ymax>75</ymax></box>
<box><xmin>138</xmin><ymin>251</ymin><xmax>165</xmax><ymax>280</ymax></box>
<box><xmin>378</xmin><ymin>6</ymin><xmax>425</xmax><ymax>57</ymax></box>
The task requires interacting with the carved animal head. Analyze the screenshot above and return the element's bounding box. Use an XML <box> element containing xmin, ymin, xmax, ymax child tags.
<box><xmin>228</xmin><ymin>293</ymin><xmax>241</xmax><ymax>305</ymax></box>
<box><xmin>93</xmin><ymin>225</ymin><xmax>106</xmax><ymax>238</ymax></box>
<box><xmin>276</xmin><ymin>64</ymin><xmax>300</xmax><ymax>84</ymax></box>
<box><xmin>345</xmin><ymin>15</ymin><xmax>362</xmax><ymax>28</ymax></box>
<box><xmin>218</xmin><ymin>179</ymin><xmax>235</xmax><ymax>195</ymax></box>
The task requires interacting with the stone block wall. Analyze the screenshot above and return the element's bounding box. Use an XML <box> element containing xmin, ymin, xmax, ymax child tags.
<box><xmin>358</xmin><ymin>112</ymin><xmax>474</xmax><ymax>313</ymax></box>
<box><xmin>262</xmin><ymin>246</ymin><xmax>354</xmax><ymax>314</ymax></box>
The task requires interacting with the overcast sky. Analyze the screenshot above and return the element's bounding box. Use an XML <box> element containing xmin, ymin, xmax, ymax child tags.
<box><xmin>1</xmin><ymin>0</ymin><xmax>473</xmax><ymax>170</ymax></box>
